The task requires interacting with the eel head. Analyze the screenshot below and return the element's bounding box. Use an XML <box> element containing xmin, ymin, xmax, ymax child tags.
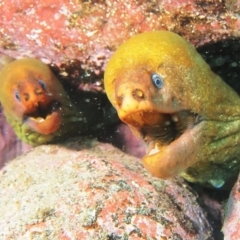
<box><xmin>111</xmin><ymin>67</ymin><xmax>204</xmax><ymax>179</ymax></box>
<box><xmin>0</xmin><ymin>59</ymin><xmax>69</xmax><ymax>141</ymax></box>
<box><xmin>13</xmin><ymin>76</ymin><xmax>62</xmax><ymax>135</ymax></box>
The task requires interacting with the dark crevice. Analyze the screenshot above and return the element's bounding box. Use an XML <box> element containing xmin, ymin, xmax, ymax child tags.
<box><xmin>197</xmin><ymin>38</ymin><xmax>240</xmax><ymax>95</ymax></box>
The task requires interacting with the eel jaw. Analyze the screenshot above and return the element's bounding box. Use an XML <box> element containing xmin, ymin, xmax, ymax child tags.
<box><xmin>24</xmin><ymin>101</ymin><xmax>62</xmax><ymax>135</ymax></box>
<box><xmin>122</xmin><ymin>110</ymin><xmax>201</xmax><ymax>178</ymax></box>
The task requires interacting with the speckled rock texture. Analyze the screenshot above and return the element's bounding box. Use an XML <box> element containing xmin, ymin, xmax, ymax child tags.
<box><xmin>222</xmin><ymin>173</ymin><xmax>240</xmax><ymax>240</ymax></box>
<box><xmin>0</xmin><ymin>138</ymin><xmax>214</xmax><ymax>239</ymax></box>
<box><xmin>0</xmin><ymin>0</ymin><xmax>240</xmax><ymax>77</ymax></box>
<box><xmin>0</xmin><ymin>106</ymin><xmax>32</xmax><ymax>168</ymax></box>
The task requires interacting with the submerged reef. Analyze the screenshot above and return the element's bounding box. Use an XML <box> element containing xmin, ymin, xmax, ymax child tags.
<box><xmin>0</xmin><ymin>106</ymin><xmax>32</xmax><ymax>168</ymax></box>
<box><xmin>0</xmin><ymin>138</ymin><xmax>214</xmax><ymax>239</ymax></box>
<box><xmin>223</xmin><ymin>173</ymin><xmax>240</xmax><ymax>239</ymax></box>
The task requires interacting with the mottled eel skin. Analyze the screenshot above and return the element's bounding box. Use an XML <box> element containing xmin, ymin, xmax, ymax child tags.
<box><xmin>0</xmin><ymin>58</ymin><xmax>89</xmax><ymax>146</ymax></box>
<box><xmin>104</xmin><ymin>31</ymin><xmax>240</xmax><ymax>188</ymax></box>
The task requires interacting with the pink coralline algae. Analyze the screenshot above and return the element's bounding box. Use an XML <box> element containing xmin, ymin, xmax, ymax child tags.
<box><xmin>0</xmin><ymin>0</ymin><xmax>240</xmax><ymax>76</ymax></box>
<box><xmin>0</xmin><ymin>138</ymin><xmax>214</xmax><ymax>239</ymax></box>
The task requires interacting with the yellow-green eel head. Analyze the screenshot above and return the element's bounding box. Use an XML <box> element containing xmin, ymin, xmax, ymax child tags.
<box><xmin>104</xmin><ymin>31</ymin><xmax>240</xmax><ymax>188</ymax></box>
<box><xmin>0</xmin><ymin>58</ymin><xmax>78</xmax><ymax>146</ymax></box>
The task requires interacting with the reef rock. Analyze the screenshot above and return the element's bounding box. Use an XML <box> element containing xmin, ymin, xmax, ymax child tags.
<box><xmin>0</xmin><ymin>0</ymin><xmax>240</xmax><ymax>77</ymax></box>
<box><xmin>0</xmin><ymin>106</ymin><xmax>32</xmax><ymax>168</ymax></box>
<box><xmin>0</xmin><ymin>138</ymin><xmax>214</xmax><ymax>239</ymax></box>
<box><xmin>222</xmin><ymin>173</ymin><xmax>240</xmax><ymax>240</ymax></box>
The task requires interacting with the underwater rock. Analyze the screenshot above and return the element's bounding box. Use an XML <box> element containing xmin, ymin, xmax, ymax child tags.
<box><xmin>0</xmin><ymin>0</ymin><xmax>240</xmax><ymax>81</ymax></box>
<box><xmin>0</xmin><ymin>54</ymin><xmax>32</xmax><ymax>167</ymax></box>
<box><xmin>0</xmin><ymin>106</ymin><xmax>32</xmax><ymax>168</ymax></box>
<box><xmin>0</xmin><ymin>138</ymin><xmax>214</xmax><ymax>239</ymax></box>
<box><xmin>113</xmin><ymin>123</ymin><xmax>146</xmax><ymax>159</ymax></box>
<box><xmin>222</xmin><ymin>173</ymin><xmax>240</xmax><ymax>240</ymax></box>
<box><xmin>225</xmin><ymin>0</ymin><xmax>240</xmax><ymax>13</ymax></box>
<box><xmin>0</xmin><ymin>52</ymin><xmax>14</xmax><ymax>69</ymax></box>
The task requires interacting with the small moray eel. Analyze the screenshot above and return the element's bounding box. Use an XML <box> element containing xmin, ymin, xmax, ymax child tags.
<box><xmin>104</xmin><ymin>31</ymin><xmax>240</xmax><ymax>188</ymax></box>
<box><xmin>0</xmin><ymin>58</ymin><xmax>85</xmax><ymax>146</ymax></box>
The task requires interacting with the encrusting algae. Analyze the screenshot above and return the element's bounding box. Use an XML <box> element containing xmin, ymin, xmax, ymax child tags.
<box><xmin>104</xmin><ymin>31</ymin><xmax>240</xmax><ymax>189</ymax></box>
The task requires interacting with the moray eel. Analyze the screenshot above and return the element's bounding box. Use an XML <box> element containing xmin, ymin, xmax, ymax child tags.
<box><xmin>0</xmin><ymin>58</ymin><xmax>85</xmax><ymax>146</ymax></box>
<box><xmin>104</xmin><ymin>31</ymin><xmax>240</xmax><ymax>188</ymax></box>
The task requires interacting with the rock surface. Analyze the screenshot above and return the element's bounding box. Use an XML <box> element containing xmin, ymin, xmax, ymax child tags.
<box><xmin>222</xmin><ymin>173</ymin><xmax>240</xmax><ymax>240</ymax></box>
<box><xmin>0</xmin><ymin>138</ymin><xmax>214</xmax><ymax>239</ymax></box>
<box><xmin>0</xmin><ymin>0</ymin><xmax>240</xmax><ymax>76</ymax></box>
<box><xmin>0</xmin><ymin>106</ymin><xmax>32</xmax><ymax>168</ymax></box>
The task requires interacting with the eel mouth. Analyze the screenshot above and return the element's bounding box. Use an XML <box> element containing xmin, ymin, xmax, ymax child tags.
<box><xmin>122</xmin><ymin>110</ymin><xmax>200</xmax><ymax>155</ymax></box>
<box><xmin>23</xmin><ymin>101</ymin><xmax>62</xmax><ymax>135</ymax></box>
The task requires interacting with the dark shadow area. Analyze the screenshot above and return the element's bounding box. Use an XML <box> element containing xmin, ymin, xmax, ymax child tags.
<box><xmin>189</xmin><ymin>182</ymin><xmax>231</xmax><ymax>240</ymax></box>
<box><xmin>197</xmin><ymin>38</ymin><xmax>240</xmax><ymax>94</ymax></box>
<box><xmin>49</xmin><ymin>60</ymin><xmax>122</xmax><ymax>150</ymax></box>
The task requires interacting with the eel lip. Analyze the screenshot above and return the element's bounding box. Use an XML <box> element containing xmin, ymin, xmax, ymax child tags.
<box><xmin>24</xmin><ymin>101</ymin><xmax>62</xmax><ymax>135</ymax></box>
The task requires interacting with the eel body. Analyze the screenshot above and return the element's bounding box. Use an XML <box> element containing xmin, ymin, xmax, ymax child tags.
<box><xmin>104</xmin><ymin>31</ymin><xmax>240</xmax><ymax>188</ymax></box>
<box><xmin>0</xmin><ymin>58</ymin><xmax>85</xmax><ymax>145</ymax></box>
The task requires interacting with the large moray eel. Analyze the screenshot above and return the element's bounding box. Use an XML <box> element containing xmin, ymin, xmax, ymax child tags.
<box><xmin>0</xmin><ymin>58</ymin><xmax>89</xmax><ymax>146</ymax></box>
<box><xmin>104</xmin><ymin>31</ymin><xmax>240</xmax><ymax>188</ymax></box>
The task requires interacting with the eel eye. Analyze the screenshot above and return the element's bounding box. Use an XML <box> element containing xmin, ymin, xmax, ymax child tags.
<box><xmin>15</xmin><ymin>90</ymin><xmax>21</xmax><ymax>101</ymax></box>
<box><xmin>151</xmin><ymin>73</ymin><xmax>163</xmax><ymax>89</ymax></box>
<box><xmin>38</xmin><ymin>80</ymin><xmax>47</xmax><ymax>90</ymax></box>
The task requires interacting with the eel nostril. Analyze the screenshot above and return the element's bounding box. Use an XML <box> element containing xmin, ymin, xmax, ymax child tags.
<box><xmin>23</xmin><ymin>93</ymin><xmax>29</xmax><ymax>101</ymax></box>
<box><xmin>132</xmin><ymin>89</ymin><xmax>145</xmax><ymax>100</ymax></box>
<box><xmin>116</xmin><ymin>95</ymin><xmax>123</xmax><ymax>107</ymax></box>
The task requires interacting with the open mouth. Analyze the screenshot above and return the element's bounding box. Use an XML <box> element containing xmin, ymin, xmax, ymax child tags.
<box><xmin>123</xmin><ymin>110</ymin><xmax>200</xmax><ymax>155</ymax></box>
<box><xmin>24</xmin><ymin>101</ymin><xmax>62</xmax><ymax>135</ymax></box>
